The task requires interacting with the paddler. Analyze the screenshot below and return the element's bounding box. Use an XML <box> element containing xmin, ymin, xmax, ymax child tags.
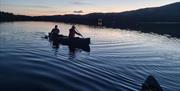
<box><xmin>68</xmin><ymin>25</ymin><xmax>83</xmax><ymax>38</ymax></box>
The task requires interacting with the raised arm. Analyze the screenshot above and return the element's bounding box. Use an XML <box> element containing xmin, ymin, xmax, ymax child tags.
<box><xmin>50</xmin><ymin>29</ymin><xmax>54</xmax><ymax>34</ymax></box>
<box><xmin>75</xmin><ymin>31</ymin><xmax>81</xmax><ymax>36</ymax></box>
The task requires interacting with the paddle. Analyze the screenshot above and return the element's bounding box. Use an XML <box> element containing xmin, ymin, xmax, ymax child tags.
<box><xmin>75</xmin><ymin>28</ymin><xmax>84</xmax><ymax>38</ymax></box>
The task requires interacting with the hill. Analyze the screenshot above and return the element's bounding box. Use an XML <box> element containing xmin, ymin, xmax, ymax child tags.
<box><xmin>1</xmin><ymin>2</ymin><xmax>180</xmax><ymax>37</ymax></box>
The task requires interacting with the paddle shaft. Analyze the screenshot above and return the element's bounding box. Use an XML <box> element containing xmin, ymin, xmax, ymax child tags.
<box><xmin>75</xmin><ymin>28</ymin><xmax>84</xmax><ymax>38</ymax></box>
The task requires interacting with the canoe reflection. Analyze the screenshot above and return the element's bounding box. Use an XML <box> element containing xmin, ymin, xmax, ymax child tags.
<box><xmin>50</xmin><ymin>40</ymin><xmax>90</xmax><ymax>56</ymax></box>
<box><xmin>52</xmin><ymin>40</ymin><xmax>60</xmax><ymax>49</ymax></box>
<box><xmin>68</xmin><ymin>45</ymin><xmax>90</xmax><ymax>52</ymax></box>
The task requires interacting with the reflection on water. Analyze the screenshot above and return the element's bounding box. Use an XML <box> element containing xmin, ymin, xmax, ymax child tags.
<box><xmin>49</xmin><ymin>38</ymin><xmax>90</xmax><ymax>58</ymax></box>
<box><xmin>0</xmin><ymin>21</ymin><xmax>180</xmax><ymax>91</ymax></box>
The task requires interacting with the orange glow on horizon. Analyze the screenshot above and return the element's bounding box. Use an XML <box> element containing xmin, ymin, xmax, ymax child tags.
<box><xmin>1</xmin><ymin>0</ymin><xmax>179</xmax><ymax>16</ymax></box>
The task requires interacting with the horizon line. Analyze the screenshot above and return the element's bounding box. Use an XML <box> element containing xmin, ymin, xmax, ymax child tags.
<box><xmin>1</xmin><ymin>2</ymin><xmax>179</xmax><ymax>17</ymax></box>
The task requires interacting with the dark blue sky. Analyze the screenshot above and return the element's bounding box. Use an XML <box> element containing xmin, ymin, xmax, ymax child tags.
<box><xmin>0</xmin><ymin>0</ymin><xmax>179</xmax><ymax>16</ymax></box>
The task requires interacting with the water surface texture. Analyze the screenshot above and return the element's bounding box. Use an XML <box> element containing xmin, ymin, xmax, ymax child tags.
<box><xmin>0</xmin><ymin>22</ymin><xmax>180</xmax><ymax>91</ymax></box>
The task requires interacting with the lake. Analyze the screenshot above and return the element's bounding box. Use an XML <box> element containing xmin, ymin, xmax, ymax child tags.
<box><xmin>0</xmin><ymin>21</ymin><xmax>180</xmax><ymax>91</ymax></box>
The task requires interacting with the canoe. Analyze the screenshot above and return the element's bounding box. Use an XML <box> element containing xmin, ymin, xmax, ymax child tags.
<box><xmin>46</xmin><ymin>33</ymin><xmax>90</xmax><ymax>51</ymax></box>
<box><xmin>141</xmin><ymin>75</ymin><xmax>163</xmax><ymax>91</ymax></box>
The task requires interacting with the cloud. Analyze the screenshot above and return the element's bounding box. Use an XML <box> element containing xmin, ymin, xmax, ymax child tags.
<box><xmin>73</xmin><ymin>10</ymin><xmax>84</xmax><ymax>13</ymax></box>
<box><xmin>71</xmin><ymin>1</ymin><xmax>92</xmax><ymax>6</ymax></box>
<box><xmin>26</xmin><ymin>5</ymin><xmax>51</xmax><ymax>9</ymax></box>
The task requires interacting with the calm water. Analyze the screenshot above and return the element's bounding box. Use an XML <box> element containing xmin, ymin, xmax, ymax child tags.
<box><xmin>0</xmin><ymin>22</ymin><xmax>180</xmax><ymax>91</ymax></box>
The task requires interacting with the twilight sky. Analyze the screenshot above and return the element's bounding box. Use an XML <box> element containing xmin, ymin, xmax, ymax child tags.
<box><xmin>0</xmin><ymin>0</ymin><xmax>179</xmax><ymax>16</ymax></box>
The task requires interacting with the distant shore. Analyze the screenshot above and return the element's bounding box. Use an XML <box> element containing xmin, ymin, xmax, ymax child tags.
<box><xmin>1</xmin><ymin>2</ymin><xmax>180</xmax><ymax>38</ymax></box>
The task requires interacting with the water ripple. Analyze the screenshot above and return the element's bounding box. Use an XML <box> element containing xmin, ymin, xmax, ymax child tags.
<box><xmin>0</xmin><ymin>22</ymin><xmax>180</xmax><ymax>91</ymax></box>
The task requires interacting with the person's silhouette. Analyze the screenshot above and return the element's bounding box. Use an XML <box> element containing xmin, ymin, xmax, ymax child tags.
<box><xmin>50</xmin><ymin>25</ymin><xmax>60</xmax><ymax>40</ymax></box>
<box><xmin>68</xmin><ymin>25</ymin><xmax>82</xmax><ymax>38</ymax></box>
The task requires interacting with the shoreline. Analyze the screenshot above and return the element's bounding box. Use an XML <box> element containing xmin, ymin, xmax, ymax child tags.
<box><xmin>1</xmin><ymin>20</ymin><xmax>180</xmax><ymax>38</ymax></box>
